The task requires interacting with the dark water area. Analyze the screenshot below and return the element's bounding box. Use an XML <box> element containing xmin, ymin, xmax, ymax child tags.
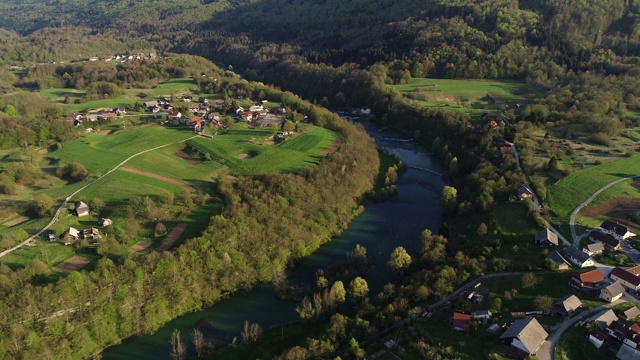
<box><xmin>102</xmin><ymin>119</ymin><xmax>446</xmax><ymax>359</ymax></box>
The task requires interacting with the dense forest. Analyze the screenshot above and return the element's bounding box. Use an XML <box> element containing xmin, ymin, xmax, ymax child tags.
<box><xmin>2</xmin><ymin>0</ymin><xmax>640</xmax><ymax>358</ymax></box>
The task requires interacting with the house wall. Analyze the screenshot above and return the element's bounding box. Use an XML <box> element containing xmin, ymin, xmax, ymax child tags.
<box><xmin>611</xmin><ymin>274</ymin><xmax>640</xmax><ymax>291</ymax></box>
<box><xmin>511</xmin><ymin>339</ymin><xmax>531</xmax><ymax>355</ymax></box>
<box><xmin>624</xmin><ymin>339</ymin><xmax>639</xmax><ymax>349</ymax></box>
<box><xmin>589</xmin><ymin>336</ymin><xmax>604</xmax><ymax>349</ymax></box>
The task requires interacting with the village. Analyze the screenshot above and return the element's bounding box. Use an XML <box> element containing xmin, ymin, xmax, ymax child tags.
<box><xmin>408</xmin><ymin>219</ymin><xmax>640</xmax><ymax>360</ymax></box>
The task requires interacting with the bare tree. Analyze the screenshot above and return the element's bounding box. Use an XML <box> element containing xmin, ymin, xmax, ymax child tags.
<box><xmin>170</xmin><ymin>329</ymin><xmax>186</xmax><ymax>360</ymax></box>
<box><xmin>192</xmin><ymin>328</ymin><xmax>204</xmax><ymax>357</ymax></box>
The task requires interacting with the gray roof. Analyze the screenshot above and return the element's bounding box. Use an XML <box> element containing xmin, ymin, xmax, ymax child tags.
<box><xmin>500</xmin><ymin>317</ymin><xmax>548</xmax><ymax>354</ymax></box>
<box><xmin>617</xmin><ymin>344</ymin><xmax>640</xmax><ymax>360</ymax></box>
<box><xmin>624</xmin><ymin>306</ymin><xmax>640</xmax><ymax>320</ymax></box>
<box><xmin>75</xmin><ymin>201</ymin><xmax>88</xmax><ymax>210</ymax></box>
<box><xmin>535</xmin><ymin>229</ymin><xmax>559</xmax><ymax>246</ymax></box>
<box><xmin>555</xmin><ymin>294</ymin><xmax>583</xmax><ymax>312</ymax></box>
<box><xmin>584</xmin><ymin>241</ymin><xmax>604</xmax><ymax>253</ymax></box>
<box><xmin>603</xmin><ymin>282</ymin><xmax>625</xmax><ymax>298</ymax></box>
<box><xmin>547</xmin><ymin>251</ymin><xmax>570</xmax><ymax>266</ymax></box>
<box><xmin>565</xmin><ymin>245</ymin><xmax>591</xmax><ymax>263</ymax></box>
<box><xmin>588</xmin><ymin>309</ymin><xmax>618</xmax><ymax>331</ymax></box>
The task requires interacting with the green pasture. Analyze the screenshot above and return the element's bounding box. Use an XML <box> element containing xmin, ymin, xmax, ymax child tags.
<box><xmin>188</xmin><ymin>123</ymin><xmax>338</xmax><ymax>175</ymax></box>
<box><xmin>392</xmin><ymin>78</ymin><xmax>544</xmax><ymax>120</ymax></box>
<box><xmin>547</xmin><ymin>154</ymin><xmax>640</xmax><ymax>227</ymax></box>
<box><xmin>555</xmin><ymin>324</ymin><xmax>616</xmax><ymax>360</ymax></box>
<box><xmin>491</xmin><ymin>202</ymin><xmax>546</xmax><ymax>270</ymax></box>
<box><xmin>125</xmin><ymin>143</ymin><xmax>223</xmax><ymax>184</ymax></box>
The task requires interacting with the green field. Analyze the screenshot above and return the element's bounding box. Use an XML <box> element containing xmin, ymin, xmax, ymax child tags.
<box><xmin>38</xmin><ymin>78</ymin><xmax>219</xmax><ymax>113</ymax></box>
<box><xmin>491</xmin><ymin>202</ymin><xmax>546</xmax><ymax>270</ymax></box>
<box><xmin>392</xmin><ymin>78</ymin><xmax>544</xmax><ymax>121</ymax></box>
<box><xmin>188</xmin><ymin>123</ymin><xmax>339</xmax><ymax>175</ymax></box>
<box><xmin>547</xmin><ymin>154</ymin><xmax>640</xmax><ymax>234</ymax></box>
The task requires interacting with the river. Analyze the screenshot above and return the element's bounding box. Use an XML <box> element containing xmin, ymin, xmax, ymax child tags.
<box><xmin>102</xmin><ymin>119</ymin><xmax>446</xmax><ymax>359</ymax></box>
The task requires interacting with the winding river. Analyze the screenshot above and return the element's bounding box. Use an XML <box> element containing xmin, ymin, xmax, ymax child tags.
<box><xmin>102</xmin><ymin>119</ymin><xmax>446</xmax><ymax>359</ymax></box>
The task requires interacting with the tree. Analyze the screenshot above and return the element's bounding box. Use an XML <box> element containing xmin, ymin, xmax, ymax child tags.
<box><xmin>388</xmin><ymin>246</ymin><xmax>412</xmax><ymax>273</ymax></box>
<box><xmin>441</xmin><ymin>186</ymin><xmax>457</xmax><ymax>214</ymax></box>
<box><xmin>547</xmin><ymin>156</ymin><xmax>558</xmax><ymax>171</ymax></box>
<box><xmin>4</xmin><ymin>105</ymin><xmax>17</xmax><ymax>116</ymax></box>
<box><xmin>522</xmin><ymin>272</ymin><xmax>540</xmax><ymax>289</ymax></box>
<box><xmin>33</xmin><ymin>194</ymin><xmax>56</xmax><ymax>217</ymax></box>
<box><xmin>282</xmin><ymin>120</ymin><xmax>295</xmax><ymax>133</ymax></box>
<box><xmin>330</xmin><ymin>281</ymin><xmax>347</xmax><ymax>307</ymax></box>
<box><xmin>533</xmin><ymin>296</ymin><xmax>553</xmax><ymax>313</ymax></box>
<box><xmin>349</xmin><ymin>277</ymin><xmax>369</xmax><ymax>301</ymax></box>
<box><xmin>490</xmin><ymin>297</ymin><xmax>502</xmax><ymax>314</ymax></box>
<box><xmin>170</xmin><ymin>329</ymin><xmax>186</xmax><ymax>360</ymax></box>
<box><xmin>89</xmin><ymin>198</ymin><xmax>106</xmax><ymax>214</ymax></box>
<box><xmin>477</xmin><ymin>223</ymin><xmax>488</xmax><ymax>237</ymax></box>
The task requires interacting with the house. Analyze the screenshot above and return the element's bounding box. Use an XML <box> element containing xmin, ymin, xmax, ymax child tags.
<box><xmin>191</xmin><ymin>116</ymin><xmax>204</xmax><ymax>131</ymax></box>
<box><xmin>48</xmin><ymin>233</ymin><xmax>57</xmax><ymax>242</ymax></box>
<box><xmin>601</xmin><ymin>220</ymin><xmax>636</xmax><ymax>240</ymax></box>
<box><xmin>601</xmin><ymin>281</ymin><xmax>625</xmax><ymax>303</ymax></box>
<box><xmin>617</xmin><ymin>344</ymin><xmax>640</xmax><ymax>360</ymax></box>
<box><xmin>583</xmin><ymin>241</ymin><xmax>605</xmax><ymax>256</ymax></box>
<box><xmin>569</xmin><ymin>269</ymin><xmax>606</xmax><ymax>289</ymax></box>
<box><xmin>198</xmin><ymin>97</ymin><xmax>209</xmax><ymax>104</ymax></box>
<box><xmin>75</xmin><ymin>201</ymin><xmax>89</xmax><ymax>217</ymax></box>
<box><xmin>86</xmin><ymin>114</ymin><xmax>99</xmax><ymax>122</ymax></box>
<box><xmin>276</xmin><ymin>106</ymin><xmax>287</xmax><ymax>114</ymax></box>
<box><xmin>498</xmin><ymin>145</ymin><xmax>511</xmax><ymax>158</ymax></box>
<box><xmin>565</xmin><ymin>245</ymin><xmax>595</xmax><ymax>267</ymax></box>
<box><xmin>451</xmin><ymin>312</ymin><xmax>471</xmax><ymax>331</ymax></box>
<box><xmin>609</xmin><ymin>320</ymin><xmax>640</xmax><ymax>345</ymax></box>
<box><xmin>588</xmin><ymin>331</ymin><xmax>607</xmax><ymax>349</ymax></box>
<box><xmin>517</xmin><ymin>185</ymin><xmax>533</xmax><ymax>200</ymax></box>
<box><xmin>242</xmin><ymin>111</ymin><xmax>253</xmax><ymax>121</ymax></box>
<box><xmin>144</xmin><ymin>100</ymin><xmax>158</xmax><ymax>110</ymax></box>
<box><xmin>88</xmin><ymin>56</ymin><xmax>99</xmax><ymax>62</ymax></box>
<box><xmin>488</xmin><ymin>120</ymin><xmax>499</xmax><ymax>127</ymax></box>
<box><xmin>113</xmin><ymin>107</ymin><xmax>126</xmax><ymax>115</ymax></box>
<box><xmin>499</xmin><ymin>317</ymin><xmax>548</xmax><ymax>359</ymax></box>
<box><xmin>589</xmin><ymin>309</ymin><xmax>619</xmax><ymax>331</ymax></box>
<box><xmin>553</xmin><ymin>294</ymin><xmax>583</xmax><ymax>317</ymax></box>
<box><xmin>235</xmin><ymin>106</ymin><xmax>245</xmax><ymax>114</ymax></box>
<box><xmin>189</xmin><ymin>103</ymin><xmax>201</xmax><ymax>113</ymax></box>
<box><xmin>473</xmin><ymin>310</ymin><xmax>492</xmax><ymax>320</ymax></box>
<box><xmin>249</xmin><ymin>105</ymin><xmax>264</xmax><ymax>112</ymax></box>
<box><xmin>535</xmin><ymin>229</ymin><xmax>558</xmax><ymax>247</ymax></box>
<box><xmin>610</xmin><ymin>267</ymin><xmax>640</xmax><ymax>291</ymax></box>
<box><xmin>98</xmin><ymin>218</ymin><xmax>112</xmax><ymax>227</ymax></box>
<box><xmin>547</xmin><ymin>251</ymin><xmax>571</xmax><ymax>270</ymax></box>
<box><xmin>82</xmin><ymin>227</ymin><xmax>101</xmax><ymax>239</ymax></box>
<box><xmin>67</xmin><ymin>227</ymin><xmax>80</xmax><ymax>242</ymax></box>
<box><xmin>623</xmin><ymin>307</ymin><xmax>640</xmax><ymax>321</ymax></box>
<box><xmin>589</xmin><ymin>230</ymin><xmax>622</xmax><ymax>251</ymax></box>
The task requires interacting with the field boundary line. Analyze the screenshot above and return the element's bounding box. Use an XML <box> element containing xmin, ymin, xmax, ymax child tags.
<box><xmin>0</xmin><ymin>135</ymin><xmax>199</xmax><ymax>259</ymax></box>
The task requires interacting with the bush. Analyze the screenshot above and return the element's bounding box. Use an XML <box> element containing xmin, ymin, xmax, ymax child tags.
<box><xmin>56</xmin><ymin>162</ymin><xmax>89</xmax><ymax>181</ymax></box>
<box><xmin>589</xmin><ymin>133</ymin><xmax>613</xmax><ymax>146</ymax></box>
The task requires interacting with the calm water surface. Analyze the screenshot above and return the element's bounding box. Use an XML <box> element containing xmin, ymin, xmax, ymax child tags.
<box><xmin>102</xmin><ymin>120</ymin><xmax>446</xmax><ymax>359</ymax></box>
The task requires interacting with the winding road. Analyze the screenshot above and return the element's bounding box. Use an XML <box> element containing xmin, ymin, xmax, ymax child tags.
<box><xmin>0</xmin><ymin>135</ymin><xmax>199</xmax><ymax>259</ymax></box>
<box><xmin>569</xmin><ymin>175</ymin><xmax>640</xmax><ymax>245</ymax></box>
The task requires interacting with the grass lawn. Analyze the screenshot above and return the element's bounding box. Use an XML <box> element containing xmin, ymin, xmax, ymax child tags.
<box><xmin>555</xmin><ymin>324</ymin><xmax>615</xmax><ymax>360</ymax></box>
<box><xmin>392</xmin><ymin>78</ymin><xmax>544</xmax><ymax>121</ymax></box>
<box><xmin>547</xmin><ymin>154</ymin><xmax>640</xmax><ymax>235</ymax></box>
<box><xmin>188</xmin><ymin>123</ymin><xmax>338</xmax><ymax>175</ymax></box>
<box><xmin>491</xmin><ymin>202</ymin><xmax>547</xmax><ymax>269</ymax></box>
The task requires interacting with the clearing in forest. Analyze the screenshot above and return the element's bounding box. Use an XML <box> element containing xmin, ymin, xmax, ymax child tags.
<box><xmin>157</xmin><ymin>223</ymin><xmax>187</xmax><ymax>252</ymax></box>
<box><xmin>54</xmin><ymin>256</ymin><xmax>92</xmax><ymax>273</ymax></box>
<box><xmin>118</xmin><ymin>167</ymin><xmax>196</xmax><ymax>193</ymax></box>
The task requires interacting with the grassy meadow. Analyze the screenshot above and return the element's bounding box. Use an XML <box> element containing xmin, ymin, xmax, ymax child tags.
<box><xmin>491</xmin><ymin>202</ymin><xmax>547</xmax><ymax>269</ymax></box>
<box><xmin>547</xmin><ymin>154</ymin><xmax>640</xmax><ymax>235</ymax></box>
<box><xmin>392</xmin><ymin>78</ymin><xmax>544</xmax><ymax>121</ymax></box>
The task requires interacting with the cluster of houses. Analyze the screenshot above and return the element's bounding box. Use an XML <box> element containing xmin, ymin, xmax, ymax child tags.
<box><xmin>538</xmin><ymin>220</ymin><xmax>636</xmax><ymax>270</ymax></box>
<box><xmin>89</xmin><ymin>52</ymin><xmax>157</xmax><ymax>63</ymax></box>
<box><xmin>587</xmin><ymin>306</ymin><xmax>640</xmax><ymax>359</ymax></box>
<box><xmin>234</xmin><ymin>102</ymin><xmax>288</xmax><ymax>128</ymax></box>
<box><xmin>66</xmin><ymin>107</ymin><xmax>127</xmax><ymax>127</ymax></box>
<box><xmin>144</xmin><ymin>96</ymin><xmax>225</xmax><ymax>129</ymax></box>
<box><xmin>47</xmin><ymin>201</ymin><xmax>112</xmax><ymax>247</ymax></box>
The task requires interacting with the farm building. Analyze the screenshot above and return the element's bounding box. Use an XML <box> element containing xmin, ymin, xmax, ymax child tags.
<box><xmin>75</xmin><ymin>201</ymin><xmax>89</xmax><ymax>217</ymax></box>
<box><xmin>589</xmin><ymin>231</ymin><xmax>621</xmax><ymax>251</ymax></box>
<box><xmin>553</xmin><ymin>295</ymin><xmax>583</xmax><ymax>317</ymax></box>
<box><xmin>499</xmin><ymin>317</ymin><xmax>548</xmax><ymax>359</ymax></box>
<box><xmin>451</xmin><ymin>312</ymin><xmax>471</xmax><ymax>331</ymax></box>
<box><xmin>564</xmin><ymin>245</ymin><xmax>594</xmax><ymax>268</ymax></box>
<box><xmin>601</xmin><ymin>220</ymin><xmax>635</xmax><ymax>241</ymax></box>
<box><xmin>547</xmin><ymin>251</ymin><xmax>570</xmax><ymax>270</ymax></box>
<box><xmin>623</xmin><ymin>307</ymin><xmax>640</xmax><ymax>321</ymax></box>
<box><xmin>582</xmin><ymin>241</ymin><xmax>604</xmax><ymax>256</ymax></box>
<box><xmin>610</xmin><ymin>267</ymin><xmax>640</xmax><ymax>291</ymax></box>
<box><xmin>600</xmin><ymin>282</ymin><xmax>625</xmax><ymax>303</ymax></box>
<box><xmin>588</xmin><ymin>309</ymin><xmax>618</xmax><ymax>331</ymax></box>
<box><xmin>569</xmin><ymin>269</ymin><xmax>606</xmax><ymax>289</ymax></box>
<box><xmin>535</xmin><ymin>229</ymin><xmax>558</xmax><ymax>247</ymax></box>
<box><xmin>98</xmin><ymin>218</ymin><xmax>112</xmax><ymax>227</ymax></box>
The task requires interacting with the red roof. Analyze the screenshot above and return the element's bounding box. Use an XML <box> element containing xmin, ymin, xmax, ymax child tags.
<box><xmin>489</xmin><ymin>120</ymin><xmax>498</xmax><ymax>127</ymax></box>
<box><xmin>191</xmin><ymin>116</ymin><xmax>203</xmax><ymax>124</ymax></box>
<box><xmin>590</xmin><ymin>331</ymin><xmax>606</xmax><ymax>341</ymax></box>
<box><xmin>577</xmin><ymin>269</ymin><xmax>605</xmax><ymax>284</ymax></box>
<box><xmin>631</xmin><ymin>323</ymin><xmax>640</xmax><ymax>334</ymax></box>
<box><xmin>499</xmin><ymin>146</ymin><xmax>511</xmax><ymax>153</ymax></box>
<box><xmin>452</xmin><ymin>312</ymin><xmax>471</xmax><ymax>330</ymax></box>
<box><xmin>611</xmin><ymin>267</ymin><xmax>640</xmax><ymax>287</ymax></box>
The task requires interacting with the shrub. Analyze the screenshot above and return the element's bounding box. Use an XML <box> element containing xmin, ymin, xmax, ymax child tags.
<box><xmin>589</xmin><ymin>133</ymin><xmax>613</xmax><ymax>146</ymax></box>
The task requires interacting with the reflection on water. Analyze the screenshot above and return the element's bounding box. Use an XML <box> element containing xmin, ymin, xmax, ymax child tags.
<box><xmin>102</xmin><ymin>120</ymin><xmax>446</xmax><ymax>359</ymax></box>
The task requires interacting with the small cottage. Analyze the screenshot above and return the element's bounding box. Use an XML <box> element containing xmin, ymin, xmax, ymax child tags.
<box><xmin>75</xmin><ymin>201</ymin><xmax>89</xmax><ymax>217</ymax></box>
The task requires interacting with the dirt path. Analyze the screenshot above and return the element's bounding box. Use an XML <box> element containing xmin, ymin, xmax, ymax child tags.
<box><xmin>320</xmin><ymin>138</ymin><xmax>343</xmax><ymax>156</ymax></box>
<box><xmin>119</xmin><ymin>167</ymin><xmax>196</xmax><ymax>193</ymax></box>
<box><xmin>129</xmin><ymin>241</ymin><xmax>153</xmax><ymax>253</ymax></box>
<box><xmin>157</xmin><ymin>223</ymin><xmax>187</xmax><ymax>252</ymax></box>
<box><xmin>54</xmin><ymin>256</ymin><xmax>93</xmax><ymax>273</ymax></box>
<box><xmin>3</xmin><ymin>216</ymin><xmax>29</xmax><ymax>227</ymax></box>
<box><xmin>0</xmin><ymin>135</ymin><xmax>199</xmax><ymax>259</ymax></box>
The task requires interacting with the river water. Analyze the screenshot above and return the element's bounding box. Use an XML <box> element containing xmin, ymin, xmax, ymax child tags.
<box><xmin>102</xmin><ymin>119</ymin><xmax>446</xmax><ymax>359</ymax></box>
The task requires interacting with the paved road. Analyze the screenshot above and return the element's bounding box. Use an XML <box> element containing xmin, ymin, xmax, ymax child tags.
<box><xmin>0</xmin><ymin>135</ymin><xmax>199</xmax><ymax>259</ymax></box>
<box><xmin>537</xmin><ymin>297</ymin><xmax>627</xmax><ymax>360</ymax></box>
<box><xmin>569</xmin><ymin>175</ymin><xmax>640</xmax><ymax>245</ymax></box>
